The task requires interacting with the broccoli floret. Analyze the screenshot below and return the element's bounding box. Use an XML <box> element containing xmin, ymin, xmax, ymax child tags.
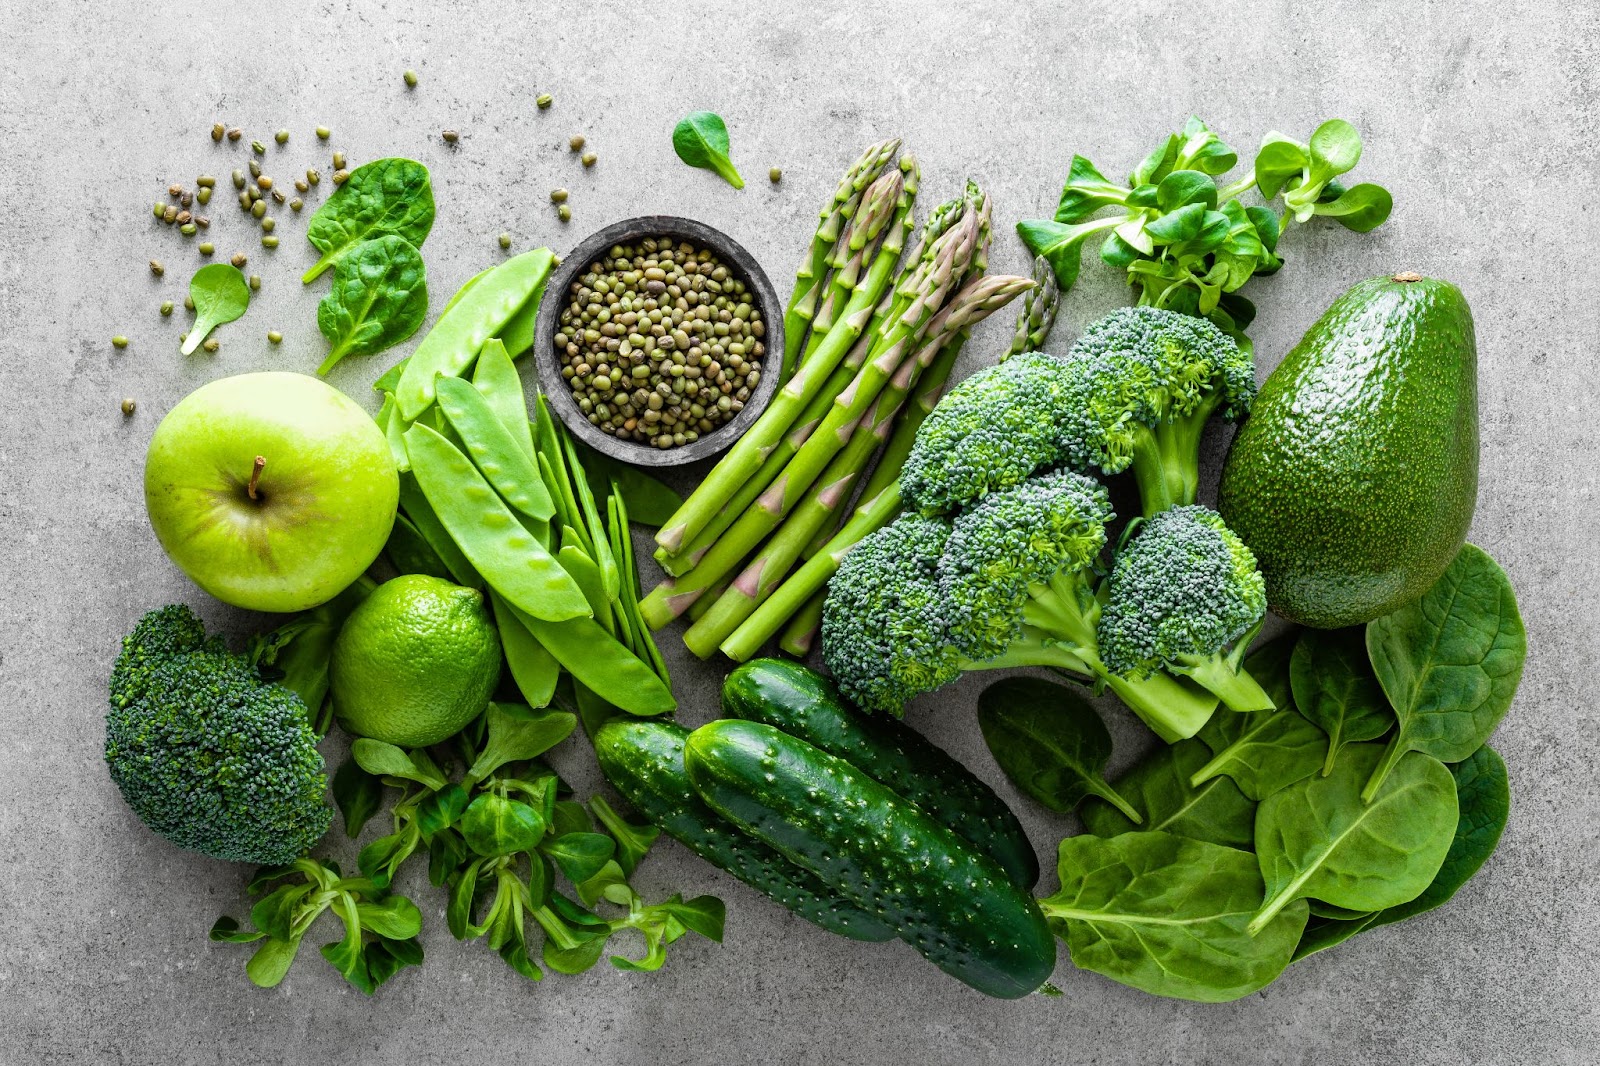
<box><xmin>1067</xmin><ymin>306</ymin><xmax>1256</xmax><ymax>517</ymax></box>
<box><xmin>105</xmin><ymin>605</ymin><xmax>333</xmax><ymax>865</ymax></box>
<box><xmin>899</xmin><ymin>354</ymin><xmax>1087</xmax><ymax>515</ymax></box>
<box><xmin>821</xmin><ymin>515</ymin><xmax>962</xmax><ymax>714</ymax></box>
<box><xmin>1097</xmin><ymin>505</ymin><xmax>1273</xmax><ymax>712</ymax></box>
<box><xmin>823</xmin><ymin>473</ymin><xmax>1220</xmax><ymax>740</ymax></box>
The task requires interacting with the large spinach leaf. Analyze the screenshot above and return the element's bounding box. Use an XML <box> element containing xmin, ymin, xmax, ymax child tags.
<box><xmin>1249</xmin><ymin>743</ymin><xmax>1457</xmax><ymax>934</ymax></box>
<box><xmin>303</xmin><ymin>158</ymin><xmax>435</xmax><ymax>283</ymax></box>
<box><xmin>316</xmin><ymin>235</ymin><xmax>429</xmax><ymax>375</ymax></box>
<box><xmin>1081</xmin><ymin>738</ymin><xmax>1256</xmax><ymax>851</ymax></box>
<box><xmin>1361</xmin><ymin>544</ymin><xmax>1526</xmax><ymax>800</ymax></box>
<box><xmin>1041</xmin><ymin>831</ymin><xmax>1308</xmax><ymax>1002</ymax></box>
<box><xmin>977</xmin><ymin>677</ymin><xmax>1139</xmax><ymax>821</ymax></box>
<box><xmin>1291</xmin><ymin>628</ymin><xmax>1393</xmax><ymax>775</ymax></box>
<box><xmin>1192</xmin><ymin>704</ymin><xmax>1327</xmax><ymax>801</ymax></box>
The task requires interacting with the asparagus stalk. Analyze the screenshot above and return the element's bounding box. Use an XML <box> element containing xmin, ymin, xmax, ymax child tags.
<box><xmin>711</xmin><ymin>273</ymin><xmax>1036</xmax><ymax>660</ymax></box>
<box><xmin>777</xmin><ymin>589</ymin><xmax>827</xmax><ymax>656</ymax></box>
<box><xmin>1005</xmin><ymin>254</ymin><xmax>1061</xmax><ymax>358</ymax></box>
<box><xmin>649</xmin><ymin>161</ymin><xmax>916</xmax><ymax>559</ymax></box>
<box><xmin>783</xmin><ymin>140</ymin><xmax>901</xmax><ymax>377</ymax></box>
<box><xmin>644</xmin><ymin>201</ymin><xmax>970</xmax><ymax>623</ymax></box>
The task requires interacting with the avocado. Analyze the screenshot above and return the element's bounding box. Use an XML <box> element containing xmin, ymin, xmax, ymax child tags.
<box><xmin>1218</xmin><ymin>273</ymin><xmax>1478</xmax><ymax>628</ymax></box>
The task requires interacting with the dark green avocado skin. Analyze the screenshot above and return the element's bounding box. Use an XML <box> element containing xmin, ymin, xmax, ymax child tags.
<box><xmin>1219</xmin><ymin>275</ymin><xmax>1478</xmax><ymax>628</ymax></box>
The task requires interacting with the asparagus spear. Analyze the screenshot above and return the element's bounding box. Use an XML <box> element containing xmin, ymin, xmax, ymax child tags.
<box><xmin>1005</xmin><ymin>254</ymin><xmax>1061</xmax><ymax>358</ymax></box>
<box><xmin>782</xmin><ymin>139</ymin><xmax>901</xmax><ymax>377</ymax></box>
<box><xmin>651</xmin><ymin>161</ymin><xmax>915</xmax><ymax>560</ymax></box>
<box><xmin>709</xmin><ymin>273</ymin><xmax>1036</xmax><ymax>660</ymax></box>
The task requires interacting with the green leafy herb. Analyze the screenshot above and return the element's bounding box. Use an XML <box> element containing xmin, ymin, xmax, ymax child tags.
<box><xmin>1017</xmin><ymin>116</ymin><xmax>1393</xmax><ymax>344</ymax></box>
<box><xmin>1081</xmin><ymin>739</ymin><xmax>1256</xmax><ymax>852</ymax></box>
<box><xmin>1249</xmin><ymin>743</ymin><xmax>1458</xmax><ymax>934</ymax></box>
<box><xmin>1041</xmin><ymin>831</ymin><xmax>1308</xmax><ymax>1002</ymax></box>
<box><xmin>180</xmin><ymin>264</ymin><xmax>250</xmax><ymax>355</ymax></box>
<box><xmin>303</xmin><ymin>158</ymin><xmax>434</xmax><ymax>283</ymax></box>
<box><xmin>316</xmin><ymin>234</ymin><xmax>429</xmax><ymax>375</ymax></box>
<box><xmin>1191</xmin><ymin>704</ymin><xmax>1328</xmax><ymax>801</ymax></box>
<box><xmin>672</xmin><ymin>111</ymin><xmax>744</xmax><ymax>189</ymax></box>
<box><xmin>976</xmin><ymin>677</ymin><xmax>1140</xmax><ymax>821</ymax></box>
<box><xmin>1290</xmin><ymin>627</ymin><xmax>1393</xmax><ymax>775</ymax></box>
<box><xmin>250</xmin><ymin>577</ymin><xmax>374</xmax><ymax>733</ymax></box>
<box><xmin>1361</xmin><ymin>544</ymin><xmax>1526</xmax><ymax>800</ymax></box>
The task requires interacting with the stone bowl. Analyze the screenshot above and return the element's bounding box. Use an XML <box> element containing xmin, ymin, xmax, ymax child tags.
<box><xmin>533</xmin><ymin>215</ymin><xmax>783</xmax><ymax>468</ymax></box>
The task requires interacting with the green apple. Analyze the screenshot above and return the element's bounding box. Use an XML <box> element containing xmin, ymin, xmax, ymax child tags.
<box><xmin>144</xmin><ymin>372</ymin><xmax>398</xmax><ymax>613</ymax></box>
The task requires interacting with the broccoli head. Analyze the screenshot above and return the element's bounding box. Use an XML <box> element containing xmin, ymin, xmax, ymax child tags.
<box><xmin>1066</xmin><ymin>306</ymin><xmax>1256</xmax><ymax>517</ymax></box>
<box><xmin>1097</xmin><ymin>505</ymin><xmax>1273</xmax><ymax>712</ymax></box>
<box><xmin>823</xmin><ymin>472</ymin><xmax>1220</xmax><ymax>740</ymax></box>
<box><xmin>105</xmin><ymin>604</ymin><xmax>333</xmax><ymax>865</ymax></box>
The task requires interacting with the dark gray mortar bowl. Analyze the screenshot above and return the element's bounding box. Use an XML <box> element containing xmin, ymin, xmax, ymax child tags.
<box><xmin>533</xmin><ymin>216</ymin><xmax>783</xmax><ymax>468</ymax></box>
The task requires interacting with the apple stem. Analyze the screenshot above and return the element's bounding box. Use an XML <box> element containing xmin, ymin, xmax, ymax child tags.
<box><xmin>248</xmin><ymin>456</ymin><xmax>266</xmax><ymax>501</ymax></box>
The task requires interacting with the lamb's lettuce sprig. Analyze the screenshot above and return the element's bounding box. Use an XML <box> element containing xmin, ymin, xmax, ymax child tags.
<box><xmin>1018</xmin><ymin>117</ymin><xmax>1392</xmax><ymax>344</ymax></box>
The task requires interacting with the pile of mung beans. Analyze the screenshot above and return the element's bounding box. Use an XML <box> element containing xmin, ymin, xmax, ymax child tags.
<box><xmin>554</xmin><ymin>237</ymin><xmax>764</xmax><ymax>450</ymax></box>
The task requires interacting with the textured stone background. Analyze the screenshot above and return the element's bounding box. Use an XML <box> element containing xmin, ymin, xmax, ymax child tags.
<box><xmin>2</xmin><ymin>1</ymin><xmax>1595</xmax><ymax>1063</ymax></box>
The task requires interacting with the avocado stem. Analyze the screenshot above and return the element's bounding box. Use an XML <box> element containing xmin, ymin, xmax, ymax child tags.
<box><xmin>247</xmin><ymin>455</ymin><xmax>266</xmax><ymax>500</ymax></box>
<box><xmin>1392</xmin><ymin>271</ymin><xmax>1422</xmax><ymax>283</ymax></box>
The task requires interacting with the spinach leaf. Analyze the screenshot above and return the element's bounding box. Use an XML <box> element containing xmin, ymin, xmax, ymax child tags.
<box><xmin>1192</xmin><ymin>704</ymin><xmax>1327</xmax><ymax>801</ymax></box>
<box><xmin>1250</xmin><ymin>743</ymin><xmax>1457</xmax><ymax>934</ymax></box>
<box><xmin>1362</xmin><ymin>544</ymin><xmax>1526</xmax><ymax>801</ymax></box>
<box><xmin>1041</xmin><ymin>831</ymin><xmax>1308</xmax><ymax>1002</ymax></box>
<box><xmin>977</xmin><ymin>677</ymin><xmax>1139</xmax><ymax>820</ymax></box>
<box><xmin>251</xmin><ymin>576</ymin><xmax>374</xmax><ymax>730</ymax></box>
<box><xmin>1366</xmin><ymin>743</ymin><xmax>1510</xmax><ymax>930</ymax></box>
<box><xmin>1290</xmin><ymin>628</ymin><xmax>1393</xmax><ymax>775</ymax></box>
<box><xmin>180</xmin><ymin>264</ymin><xmax>250</xmax><ymax>355</ymax></box>
<box><xmin>1081</xmin><ymin>739</ymin><xmax>1256</xmax><ymax>851</ymax></box>
<box><xmin>316</xmin><ymin>234</ymin><xmax>428</xmax><ymax>375</ymax></box>
<box><xmin>671</xmin><ymin>112</ymin><xmax>744</xmax><ymax>189</ymax></box>
<box><xmin>1293</xmin><ymin>912</ymin><xmax>1378</xmax><ymax>962</ymax></box>
<box><xmin>331</xmin><ymin>756</ymin><xmax>385</xmax><ymax>838</ymax></box>
<box><xmin>303</xmin><ymin>158</ymin><xmax>434</xmax><ymax>283</ymax></box>
<box><xmin>1245</xmin><ymin>631</ymin><xmax>1298</xmax><ymax>710</ymax></box>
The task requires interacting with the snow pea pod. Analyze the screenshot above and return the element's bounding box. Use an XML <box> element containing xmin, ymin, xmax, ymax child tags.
<box><xmin>490</xmin><ymin>590</ymin><xmax>560</xmax><ymax>709</ymax></box>
<box><xmin>435</xmin><ymin>375</ymin><xmax>554</xmax><ymax>521</ymax></box>
<box><xmin>397</xmin><ymin>248</ymin><xmax>554</xmax><ymax>419</ymax></box>
<box><xmin>470</xmin><ymin>339</ymin><xmax>535</xmax><ymax>462</ymax></box>
<box><xmin>505</xmin><ymin>601</ymin><xmax>676</xmax><ymax>717</ymax></box>
<box><xmin>396</xmin><ymin>473</ymin><xmax>481</xmax><ymax>589</ymax></box>
<box><xmin>404</xmin><ymin>422</ymin><xmax>589</xmax><ymax>622</ymax></box>
<box><xmin>557</xmin><ymin>542</ymin><xmax>614</xmax><ymax>629</ymax></box>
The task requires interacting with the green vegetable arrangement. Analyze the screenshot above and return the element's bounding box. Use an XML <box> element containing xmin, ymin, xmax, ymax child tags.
<box><xmin>1017</xmin><ymin>117</ymin><xmax>1392</xmax><ymax>345</ymax></box>
<box><xmin>303</xmin><ymin>158</ymin><xmax>436</xmax><ymax>375</ymax></box>
<box><xmin>638</xmin><ymin>143</ymin><xmax>1041</xmax><ymax>662</ymax></box>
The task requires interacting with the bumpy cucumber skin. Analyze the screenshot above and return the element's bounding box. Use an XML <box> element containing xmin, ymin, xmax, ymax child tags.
<box><xmin>594</xmin><ymin>718</ymin><xmax>896</xmax><ymax>943</ymax></box>
<box><xmin>722</xmin><ymin>659</ymin><xmax>1040</xmax><ymax>889</ymax></box>
<box><xmin>685</xmin><ymin>720</ymin><xmax>1057</xmax><ymax>999</ymax></box>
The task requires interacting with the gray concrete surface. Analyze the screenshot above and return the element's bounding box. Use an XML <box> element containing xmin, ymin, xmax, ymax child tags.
<box><xmin>2</xmin><ymin>1</ymin><xmax>1595</xmax><ymax>1062</ymax></box>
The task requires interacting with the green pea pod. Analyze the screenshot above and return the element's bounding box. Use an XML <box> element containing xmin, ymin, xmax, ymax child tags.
<box><xmin>538</xmin><ymin>451</ymin><xmax>584</xmax><ymax>548</ymax></box>
<box><xmin>404</xmin><ymin>422</ymin><xmax>590</xmax><ymax>622</ymax></box>
<box><xmin>496</xmin><ymin>291</ymin><xmax>540</xmax><ymax>359</ymax></box>
<box><xmin>379</xmin><ymin>395</ymin><xmax>411</xmax><ymax>473</ymax></box>
<box><xmin>397</xmin><ymin>473</ymin><xmax>482</xmax><ymax>588</ymax></box>
<box><xmin>435</xmin><ymin>375</ymin><xmax>554</xmax><ymax>521</ymax></box>
<box><xmin>608</xmin><ymin>492</ymin><xmax>669</xmax><ymax>684</ymax></box>
<box><xmin>398</xmin><ymin>248</ymin><xmax>554</xmax><ymax>419</ymax></box>
<box><xmin>490</xmin><ymin>591</ymin><xmax>561</xmax><ymax>709</ymax></box>
<box><xmin>471</xmin><ymin>339</ymin><xmax>536</xmax><ymax>462</ymax></box>
<box><xmin>557</xmin><ymin>541</ymin><xmax>613</xmax><ymax>627</ymax></box>
<box><xmin>563</xmin><ymin>433</ymin><xmax>620</xmax><ymax>600</ymax></box>
<box><xmin>506</xmin><ymin>602</ymin><xmax>676</xmax><ymax>717</ymax></box>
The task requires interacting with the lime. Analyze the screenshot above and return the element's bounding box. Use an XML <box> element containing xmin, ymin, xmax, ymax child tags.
<box><xmin>330</xmin><ymin>574</ymin><xmax>501</xmax><ymax>747</ymax></box>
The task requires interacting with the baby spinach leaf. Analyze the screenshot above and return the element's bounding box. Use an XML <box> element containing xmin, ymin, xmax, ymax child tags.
<box><xmin>1290</xmin><ymin>628</ymin><xmax>1393</xmax><ymax>775</ymax></box>
<box><xmin>1245</xmin><ymin>631</ymin><xmax>1299</xmax><ymax>710</ymax></box>
<box><xmin>331</xmin><ymin>756</ymin><xmax>385</xmax><ymax>838</ymax></box>
<box><xmin>181</xmin><ymin>264</ymin><xmax>250</xmax><ymax>355</ymax></box>
<box><xmin>1250</xmin><ymin>743</ymin><xmax>1457</xmax><ymax>935</ymax></box>
<box><xmin>1293</xmin><ymin>912</ymin><xmax>1378</xmax><ymax>962</ymax></box>
<box><xmin>1081</xmin><ymin>739</ymin><xmax>1256</xmax><ymax>851</ymax></box>
<box><xmin>1366</xmin><ymin>743</ymin><xmax>1510</xmax><ymax>930</ymax></box>
<box><xmin>316</xmin><ymin>234</ymin><xmax>428</xmax><ymax>375</ymax></box>
<box><xmin>303</xmin><ymin>158</ymin><xmax>434</xmax><ymax>283</ymax></box>
<box><xmin>1362</xmin><ymin>544</ymin><xmax>1526</xmax><ymax>801</ymax></box>
<box><xmin>977</xmin><ymin>677</ymin><xmax>1140</xmax><ymax>821</ymax></box>
<box><xmin>672</xmin><ymin>111</ymin><xmax>744</xmax><ymax>189</ymax></box>
<box><xmin>1193</xmin><ymin>705</ymin><xmax>1328</xmax><ymax>801</ymax></box>
<box><xmin>1042</xmin><ymin>831</ymin><xmax>1308</xmax><ymax>1003</ymax></box>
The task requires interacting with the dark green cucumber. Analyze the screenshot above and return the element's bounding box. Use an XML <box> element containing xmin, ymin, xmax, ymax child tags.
<box><xmin>722</xmin><ymin>659</ymin><xmax>1040</xmax><ymax>889</ymax></box>
<box><xmin>684</xmin><ymin>720</ymin><xmax>1057</xmax><ymax>999</ymax></box>
<box><xmin>593</xmin><ymin>718</ymin><xmax>895</xmax><ymax>943</ymax></box>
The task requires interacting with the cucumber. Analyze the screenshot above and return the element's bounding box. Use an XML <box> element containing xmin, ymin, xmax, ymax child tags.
<box><xmin>684</xmin><ymin>720</ymin><xmax>1056</xmax><ymax>999</ymax></box>
<box><xmin>593</xmin><ymin>718</ymin><xmax>895</xmax><ymax>943</ymax></box>
<box><xmin>722</xmin><ymin>659</ymin><xmax>1040</xmax><ymax>889</ymax></box>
